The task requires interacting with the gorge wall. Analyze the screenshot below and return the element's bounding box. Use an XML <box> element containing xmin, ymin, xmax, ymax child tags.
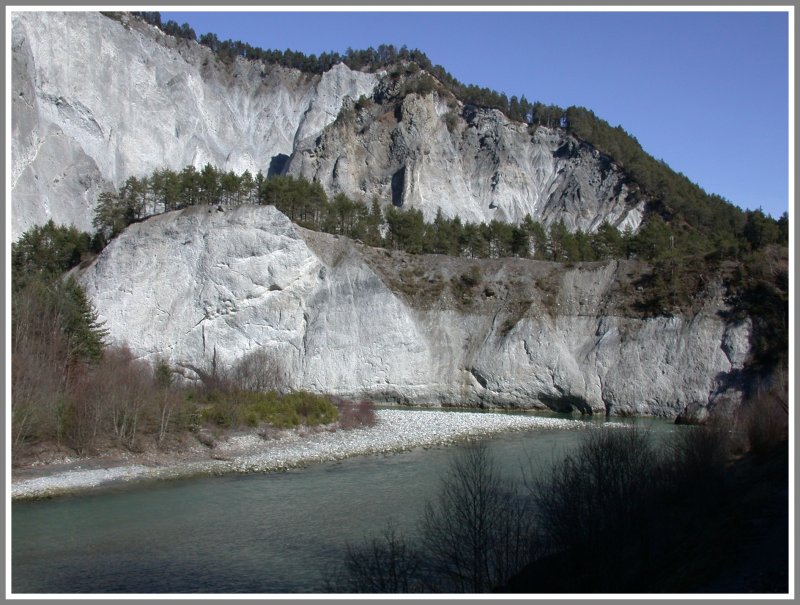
<box><xmin>12</xmin><ymin>11</ymin><xmax>643</xmax><ymax>239</ymax></box>
<box><xmin>287</xmin><ymin>92</ymin><xmax>643</xmax><ymax>230</ymax></box>
<box><xmin>78</xmin><ymin>205</ymin><xmax>751</xmax><ymax>421</ymax></box>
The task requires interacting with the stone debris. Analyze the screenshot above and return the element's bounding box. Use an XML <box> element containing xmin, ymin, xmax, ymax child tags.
<box><xmin>10</xmin><ymin>410</ymin><xmax>604</xmax><ymax>500</ymax></box>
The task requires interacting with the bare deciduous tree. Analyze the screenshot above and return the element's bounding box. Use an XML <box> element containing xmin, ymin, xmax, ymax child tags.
<box><xmin>328</xmin><ymin>442</ymin><xmax>535</xmax><ymax>593</ymax></box>
<box><xmin>153</xmin><ymin>358</ymin><xmax>180</xmax><ymax>445</ymax></box>
<box><xmin>331</xmin><ymin>521</ymin><xmax>423</xmax><ymax>593</ymax></box>
<box><xmin>87</xmin><ymin>346</ymin><xmax>153</xmax><ymax>449</ymax></box>
<box><xmin>530</xmin><ymin>427</ymin><xmax>661</xmax><ymax>557</ymax></box>
<box><xmin>230</xmin><ymin>348</ymin><xmax>285</xmax><ymax>392</ymax></box>
<box><xmin>421</xmin><ymin>442</ymin><xmax>534</xmax><ymax>593</ymax></box>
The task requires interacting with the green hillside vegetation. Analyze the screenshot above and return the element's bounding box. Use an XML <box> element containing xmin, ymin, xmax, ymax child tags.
<box><xmin>92</xmin><ymin>165</ymin><xmax>788</xmax><ymax>265</ymax></box>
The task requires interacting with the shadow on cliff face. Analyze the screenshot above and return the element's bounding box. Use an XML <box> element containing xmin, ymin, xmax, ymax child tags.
<box><xmin>391</xmin><ymin>167</ymin><xmax>405</xmax><ymax>207</ymax></box>
<box><xmin>268</xmin><ymin>153</ymin><xmax>289</xmax><ymax>178</ymax></box>
<box><xmin>537</xmin><ymin>393</ymin><xmax>593</xmax><ymax>415</ymax></box>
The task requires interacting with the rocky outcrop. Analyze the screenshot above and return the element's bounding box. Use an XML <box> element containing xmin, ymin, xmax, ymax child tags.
<box><xmin>11</xmin><ymin>11</ymin><xmax>378</xmax><ymax>238</ymax></box>
<box><xmin>78</xmin><ymin>205</ymin><xmax>750</xmax><ymax>420</ymax></box>
<box><xmin>12</xmin><ymin>11</ymin><xmax>642</xmax><ymax>240</ymax></box>
<box><xmin>288</xmin><ymin>93</ymin><xmax>643</xmax><ymax>231</ymax></box>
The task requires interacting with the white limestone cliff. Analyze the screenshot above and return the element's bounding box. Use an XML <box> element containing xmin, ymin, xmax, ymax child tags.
<box><xmin>11</xmin><ymin>11</ymin><xmax>378</xmax><ymax>238</ymax></box>
<box><xmin>79</xmin><ymin>205</ymin><xmax>750</xmax><ymax>420</ymax></box>
<box><xmin>15</xmin><ymin>11</ymin><xmax>754</xmax><ymax>422</ymax></box>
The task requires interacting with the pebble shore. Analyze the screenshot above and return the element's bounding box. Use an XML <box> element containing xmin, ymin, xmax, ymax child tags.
<box><xmin>11</xmin><ymin>409</ymin><xmax>602</xmax><ymax>500</ymax></box>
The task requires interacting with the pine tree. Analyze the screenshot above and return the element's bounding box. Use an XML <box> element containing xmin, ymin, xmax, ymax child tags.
<box><xmin>59</xmin><ymin>277</ymin><xmax>108</xmax><ymax>363</ymax></box>
<box><xmin>92</xmin><ymin>191</ymin><xmax>126</xmax><ymax>240</ymax></box>
<box><xmin>12</xmin><ymin>220</ymin><xmax>92</xmax><ymax>294</ymax></box>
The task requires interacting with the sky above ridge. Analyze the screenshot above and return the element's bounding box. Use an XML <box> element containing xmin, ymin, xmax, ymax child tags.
<box><xmin>162</xmin><ymin>9</ymin><xmax>791</xmax><ymax>219</ymax></box>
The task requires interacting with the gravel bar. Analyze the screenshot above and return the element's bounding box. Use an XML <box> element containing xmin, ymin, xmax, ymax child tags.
<box><xmin>11</xmin><ymin>409</ymin><xmax>610</xmax><ymax>500</ymax></box>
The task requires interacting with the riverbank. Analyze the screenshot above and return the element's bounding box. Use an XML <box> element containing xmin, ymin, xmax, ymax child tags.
<box><xmin>11</xmin><ymin>409</ymin><xmax>602</xmax><ymax>500</ymax></box>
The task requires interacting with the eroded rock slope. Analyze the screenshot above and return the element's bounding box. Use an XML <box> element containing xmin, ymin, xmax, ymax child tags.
<box><xmin>11</xmin><ymin>11</ymin><xmax>377</xmax><ymax>237</ymax></box>
<box><xmin>79</xmin><ymin>205</ymin><xmax>750</xmax><ymax>421</ymax></box>
<box><xmin>289</xmin><ymin>93</ymin><xmax>643</xmax><ymax>231</ymax></box>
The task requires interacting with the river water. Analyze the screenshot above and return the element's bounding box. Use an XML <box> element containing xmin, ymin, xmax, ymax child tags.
<box><xmin>11</xmin><ymin>411</ymin><xmax>680</xmax><ymax>594</ymax></box>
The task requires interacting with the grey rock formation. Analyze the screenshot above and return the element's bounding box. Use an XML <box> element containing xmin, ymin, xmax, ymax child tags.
<box><xmin>288</xmin><ymin>94</ymin><xmax>643</xmax><ymax>231</ymax></box>
<box><xmin>79</xmin><ymin>205</ymin><xmax>750</xmax><ymax>420</ymax></box>
<box><xmin>15</xmin><ymin>11</ymin><xmax>753</xmax><ymax>422</ymax></box>
<box><xmin>13</xmin><ymin>11</ymin><xmax>642</xmax><ymax>240</ymax></box>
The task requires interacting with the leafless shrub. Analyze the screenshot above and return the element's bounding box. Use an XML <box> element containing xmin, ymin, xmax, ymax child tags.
<box><xmin>11</xmin><ymin>285</ymin><xmax>73</xmax><ymax>451</ymax></box>
<box><xmin>61</xmin><ymin>365</ymin><xmax>104</xmax><ymax>455</ymax></box>
<box><xmin>329</xmin><ymin>521</ymin><xmax>424</xmax><ymax>593</ymax></box>
<box><xmin>739</xmin><ymin>379</ymin><xmax>789</xmax><ymax>459</ymax></box>
<box><xmin>665</xmin><ymin>419</ymin><xmax>732</xmax><ymax>494</ymax></box>
<box><xmin>195</xmin><ymin>429</ymin><xmax>217</xmax><ymax>449</ymax></box>
<box><xmin>421</xmin><ymin>442</ymin><xmax>534</xmax><ymax>592</ymax></box>
<box><xmin>335</xmin><ymin>398</ymin><xmax>378</xmax><ymax>429</ymax></box>
<box><xmin>152</xmin><ymin>358</ymin><xmax>181</xmax><ymax>446</ymax></box>
<box><xmin>329</xmin><ymin>442</ymin><xmax>534</xmax><ymax>593</ymax></box>
<box><xmin>530</xmin><ymin>428</ymin><xmax>661</xmax><ymax>558</ymax></box>
<box><xmin>230</xmin><ymin>349</ymin><xmax>286</xmax><ymax>392</ymax></box>
<box><xmin>85</xmin><ymin>346</ymin><xmax>155</xmax><ymax>450</ymax></box>
<box><xmin>257</xmin><ymin>426</ymin><xmax>283</xmax><ymax>441</ymax></box>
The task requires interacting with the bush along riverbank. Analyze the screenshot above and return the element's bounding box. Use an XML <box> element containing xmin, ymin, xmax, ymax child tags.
<box><xmin>328</xmin><ymin>388</ymin><xmax>789</xmax><ymax>594</ymax></box>
<box><xmin>11</xmin><ymin>339</ymin><xmax>380</xmax><ymax>474</ymax></box>
<box><xmin>9</xmin><ymin>221</ymin><xmax>373</xmax><ymax>468</ymax></box>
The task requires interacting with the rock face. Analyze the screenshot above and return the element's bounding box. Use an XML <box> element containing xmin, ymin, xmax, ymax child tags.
<box><xmin>288</xmin><ymin>94</ymin><xmax>643</xmax><ymax>231</ymax></box>
<box><xmin>12</xmin><ymin>11</ymin><xmax>642</xmax><ymax>239</ymax></box>
<box><xmin>79</xmin><ymin>205</ymin><xmax>750</xmax><ymax>420</ymax></box>
<box><xmin>11</xmin><ymin>11</ymin><xmax>378</xmax><ymax>238</ymax></box>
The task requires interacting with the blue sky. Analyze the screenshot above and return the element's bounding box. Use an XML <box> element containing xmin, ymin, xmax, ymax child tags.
<box><xmin>162</xmin><ymin>9</ymin><xmax>791</xmax><ymax>218</ymax></box>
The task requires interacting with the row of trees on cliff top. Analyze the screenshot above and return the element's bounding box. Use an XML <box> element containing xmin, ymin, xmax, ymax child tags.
<box><xmin>123</xmin><ymin>11</ymin><xmax>778</xmax><ymax>255</ymax></box>
<box><xmin>128</xmin><ymin>11</ymin><xmax>586</xmax><ymax>123</ymax></box>
<box><xmin>93</xmin><ymin>164</ymin><xmax>788</xmax><ymax>264</ymax></box>
<box><xmin>90</xmin><ymin>165</ymin><xmax>788</xmax><ymax>370</ymax></box>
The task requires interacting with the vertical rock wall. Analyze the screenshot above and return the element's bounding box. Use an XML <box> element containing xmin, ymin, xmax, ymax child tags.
<box><xmin>13</xmin><ymin>11</ymin><xmax>642</xmax><ymax>239</ymax></box>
